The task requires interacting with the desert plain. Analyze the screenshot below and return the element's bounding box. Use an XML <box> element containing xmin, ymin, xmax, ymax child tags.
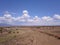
<box><xmin>0</xmin><ymin>26</ymin><xmax>60</xmax><ymax>45</ymax></box>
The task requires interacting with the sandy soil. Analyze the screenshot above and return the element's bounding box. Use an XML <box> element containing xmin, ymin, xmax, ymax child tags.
<box><xmin>0</xmin><ymin>26</ymin><xmax>60</xmax><ymax>45</ymax></box>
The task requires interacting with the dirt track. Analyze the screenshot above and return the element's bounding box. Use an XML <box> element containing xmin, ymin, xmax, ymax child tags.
<box><xmin>0</xmin><ymin>29</ymin><xmax>60</xmax><ymax>45</ymax></box>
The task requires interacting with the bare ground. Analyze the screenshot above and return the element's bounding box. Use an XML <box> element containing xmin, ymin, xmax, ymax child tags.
<box><xmin>0</xmin><ymin>26</ymin><xmax>60</xmax><ymax>45</ymax></box>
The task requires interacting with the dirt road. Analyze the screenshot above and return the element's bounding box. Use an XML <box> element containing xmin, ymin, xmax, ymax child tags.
<box><xmin>0</xmin><ymin>29</ymin><xmax>60</xmax><ymax>45</ymax></box>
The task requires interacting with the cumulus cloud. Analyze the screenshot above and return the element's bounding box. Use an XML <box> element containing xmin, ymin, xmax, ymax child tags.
<box><xmin>16</xmin><ymin>10</ymin><xmax>30</xmax><ymax>22</ymax></box>
<box><xmin>33</xmin><ymin>16</ymin><xmax>41</xmax><ymax>22</ymax></box>
<box><xmin>0</xmin><ymin>11</ymin><xmax>16</xmax><ymax>24</ymax></box>
<box><xmin>22</xmin><ymin>10</ymin><xmax>30</xmax><ymax>18</ymax></box>
<box><xmin>42</xmin><ymin>16</ymin><xmax>53</xmax><ymax>21</ymax></box>
<box><xmin>53</xmin><ymin>14</ymin><xmax>60</xmax><ymax>20</ymax></box>
<box><xmin>0</xmin><ymin>10</ymin><xmax>60</xmax><ymax>26</ymax></box>
<box><xmin>16</xmin><ymin>17</ymin><xmax>26</xmax><ymax>22</ymax></box>
<box><xmin>0</xmin><ymin>17</ymin><xmax>5</xmax><ymax>23</ymax></box>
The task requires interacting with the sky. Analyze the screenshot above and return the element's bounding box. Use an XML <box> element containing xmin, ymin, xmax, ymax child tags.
<box><xmin>0</xmin><ymin>0</ymin><xmax>60</xmax><ymax>26</ymax></box>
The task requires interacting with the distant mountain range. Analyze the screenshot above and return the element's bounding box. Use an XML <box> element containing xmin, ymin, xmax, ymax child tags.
<box><xmin>0</xmin><ymin>23</ymin><xmax>12</xmax><ymax>27</ymax></box>
<box><xmin>0</xmin><ymin>23</ymin><xmax>60</xmax><ymax>27</ymax></box>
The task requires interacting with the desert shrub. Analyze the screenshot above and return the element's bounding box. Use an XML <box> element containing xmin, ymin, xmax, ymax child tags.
<box><xmin>30</xmin><ymin>39</ymin><xmax>33</xmax><ymax>42</ymax></box>
<box><xmin>36</xmin><ymin>26</ymin><xmax>40</xmax><ymax>28</ymax></box>
<box><xmin>13</xmin><ymin>31</ymin><xmax>15</xmax><ymax>33</ymax></box>
<box><xmin>0</xmin><ymin>27</ymin><xmax>3</xmax><ymax>34</ymax></box>
<box><xmin>14</xmin><ymin>35</ymin><xmax>16</xmax><ymax>38</ymax></box>
<box><xmin>16</xmin><ymin>29</ymin><xmax>18</xmax><ymax>30</ymax></box>
<box><xmin>7</xmin><ymin>27</ymin><xmax>10</xmax><ymax>28</ymax></box>
<box><xmin>17</xmin><ymin>31</ymin><xmax>19</xmax><ymax>33</ymax></box>
<box><xmin>57</xmin><ymin>37</ymin><xmax>60</xmax><ymax>39</ymax></box>
<box><xmin>8</xmin><ymin>31</ymin><xmax>11</xmax><ymax>33</ymax></box>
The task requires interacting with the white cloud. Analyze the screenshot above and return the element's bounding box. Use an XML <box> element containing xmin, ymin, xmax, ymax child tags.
<box><xmin>23</xmin><ymin>10</ymin><xmax>28</xmax><ymax>14</ymax></box>
<box><xmin>16</xmin><ymin>17</ymin><xmax>26</xmax><ymax>22</ymax></box>
<box><xmin>4</xmin><ymin>14</ymin><xmax>13</xmax><ymax>23</ymax></box>
<box><xmin>0</xmin><ymin>10</ymin><xmax>60</xmax><ymax>26</ymax></box>
<box><xmin>27</xmin><ymin>19</ymin><xmax>33</xmax><ymax>22</ymax></box>
<box><xmin>16</xmin><ymin>10</ymin><xmax>30</xmax><ymax>22</ymax></box>
<box><xmin>53</xmin><ymin>14</ymin><xmax>60</xmax><ymax>20</ymax></box>
<box><xmin>42</xmin><ymin>16</ymin><xmax>53</xmax><ymax>21</ymax></box>
<box><xmin>33</xmin><ymin>16</ymin><xmax>41</xmax><ymax>22</ymax></box>
<box><xmin>0</xmin><ymin>17</ymin><xmax>5</xmax><ymax>23</ymax></box>
<box><xmin>22</xmin><ymin>10</ymin><xmax>30</xmax><ymax>18</ymax></box>
<box><xmin>0</xmin><ymin>11</ymin><xmax>16</xmax><ymax>24</ymax></box>
<box><xmin>27</xmin><ymin>16</ymin><xmax>41</xmax><ymax>23</ymax></box>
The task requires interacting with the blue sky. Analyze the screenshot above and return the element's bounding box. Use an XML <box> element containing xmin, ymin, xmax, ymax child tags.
<box><xmin>0</xmin><ymin>0</ymin><xmax>60</xmax><ymax>17</ymax></box>
<box><xmin>0</xmin><ymin>0</ymin><xmax>60</xmax><ymax>26</ymax></box>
